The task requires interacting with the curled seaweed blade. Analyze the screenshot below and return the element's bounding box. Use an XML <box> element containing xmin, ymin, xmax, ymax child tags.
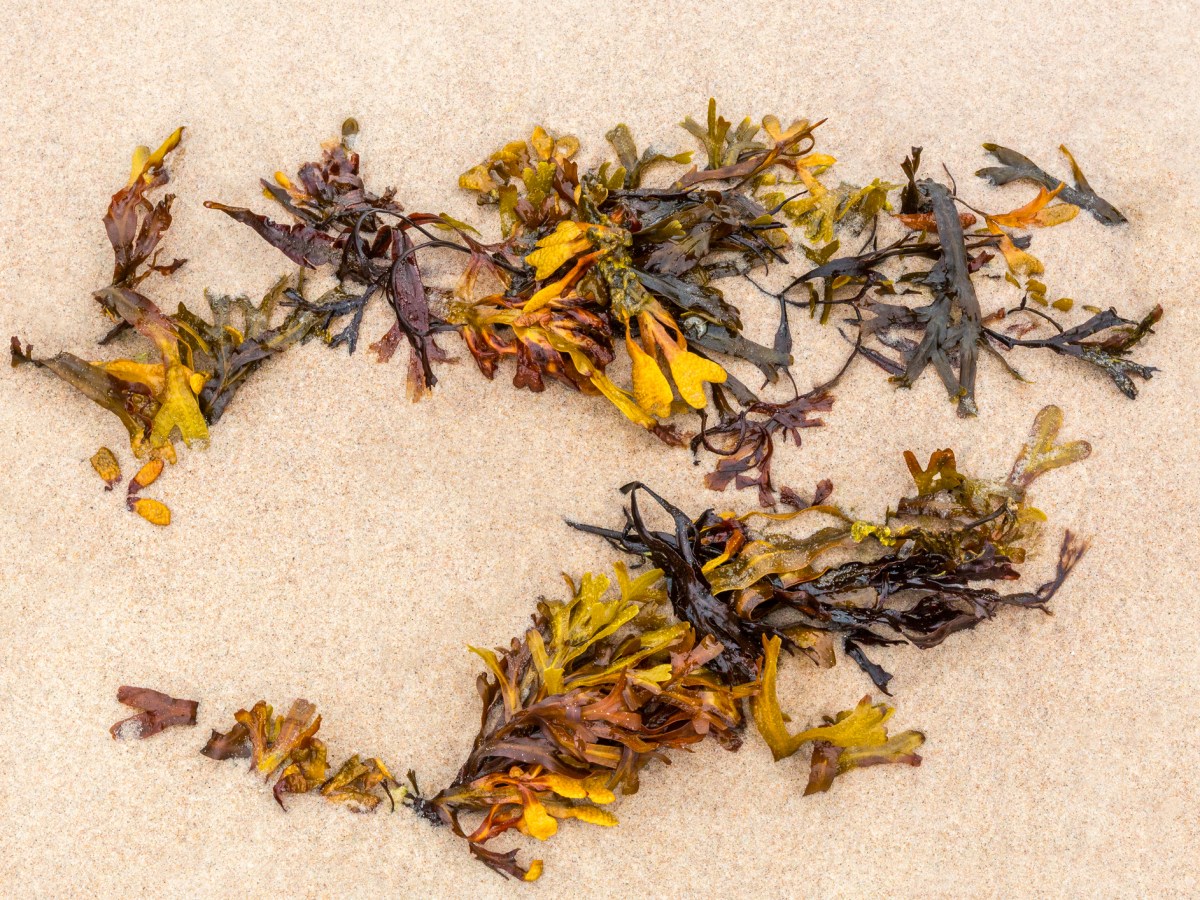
<box><xmin>753</xmin><ymin>636</ymin><xmax>923</xmax><ymax>793</ymax></box>
<box><xmin>1008</xmin><ymin>405</ymin><xmax>1092</xmax><ymax>490</ymax></box>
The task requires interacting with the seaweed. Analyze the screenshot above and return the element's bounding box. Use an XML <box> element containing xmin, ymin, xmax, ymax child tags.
<box><xmin>11</xmin><ymin>130</ymin><xmax>324</xmax><ymax>522</ymax></box>
<box><xmin>402</xmin><ymin>405</ymin><xmax>1088</xmax><ymax>878</ymax></box>
<box><xmin>768</xmin><ymin>143</ymin><xmax>1157</xmax><ymax>442</ymax></box>
<box><xmin>447</xmin><ymin>104</ymin><xmax>815</xmax><ymax>446</ymax></box>
<box><xmin>449</xmin><ymin>101</ymin><xmax>887</xmax><ymax>490</ymax></box>
<box><xmin>9</xmin><ymin>126</ymin><xmax>209</xmax><ymax>466</ymax></box>
<box><xmin>204</xmin><ymin>119</ymin><xmax>471</xmax><ymax>399</ymax></box>
<box><xmin>131</xmin><ymin>407</ymin><xmax>1092</xmax><ymax>881</ymax></box>
<box><xmin>572</xmin><ymin>406</ymin><xmax>1090</xmax><ymax>693</ymax></box>
<box><xmin>110</xmin><ymin>686</ymin><xmax>198</xmax><ymax>740</ymax></box>
<box><xmin>897</xmin><ymin>179</ymin><xmax>984</xmax><ymax>416</ymax></box>
<box><xmin>976</xmin><ymin>143</ymin><xmax>1127</xmax><ymax>225</ymax></box>
<box><xmin>201</xmin><ymin>699</ymin><xmax>398</xmax><ymax>813</ymax></box>
<box><xmin>15</xmin><ymin>113</ymin><xmax>1160</xmax><ymax>515</ymax></box>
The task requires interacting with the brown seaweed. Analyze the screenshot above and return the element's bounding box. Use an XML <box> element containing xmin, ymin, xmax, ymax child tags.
<box><xmin>110</xmin><ymin>686</ymin><xmax>198</xmax><ymax>740</ymax></box>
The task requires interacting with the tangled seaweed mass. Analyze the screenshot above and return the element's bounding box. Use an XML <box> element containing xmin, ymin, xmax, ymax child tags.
<box><xmin>14</xmin><ymin>102</ymin><xmax>1158</xmax><ymax>517</ymax></box>
<box><xmin>113</xmin><ymin>406</ymin><xmax>1088</xmax><ymax>881</ymax></box>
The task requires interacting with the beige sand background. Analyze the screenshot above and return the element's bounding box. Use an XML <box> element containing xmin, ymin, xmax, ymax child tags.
<box><xmin>1</xmin><ymin>1</ymin><xmax>1197</xmax><ymax>896</ymax></box>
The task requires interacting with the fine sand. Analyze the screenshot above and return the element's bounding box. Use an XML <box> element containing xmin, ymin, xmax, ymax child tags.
<box><xmin>1</xmin><ymin>2</ymin><xmax>1197</xmax><ymax>897</ymax></box>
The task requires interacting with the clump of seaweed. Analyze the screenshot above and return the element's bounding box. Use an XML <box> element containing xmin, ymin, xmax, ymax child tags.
<box><xmin>11</xmin><ymin>130</ymin><xmax>208</xmax><ymax>470</ymax></box>
<box><xmin>445</xmin><ymin>106</ymin><xmax>821</xmax><ymax>447</ymax></box>
<box><xmin>11</xmin><ymin>131</ymin><xmax>342</xmax><ymax>521</ymax></box>
<box><xmin>441</xmin><ymin>104</ymin><xmax>1157</xmax><ymax>502</ymax></box>
<box><xmin>572</xmin><ymin>404</ymin><xmax>1089</xmax><ymax>694</ymax></box>
<box><xmin>203</xmin><ymin>118</ymin><xmax>480</xmax><ymax>400</ymax></box>
<box><xmin>783</xmin><ymin>145</ymin><xmax>1160</xmax><ymax>426</ymax></box>
<box><xmin>201</xmin><ymin>699</ymin><xmax>399</xmax><ymax>813</ymax></box>
<box><xmin>398</xmin><ymin>404</ymin><xmax>1088</xmax><ymax>879</ymax></box>
<box><xmin>698</xmin><ymin>137</ymin><xmax>1155</xmax><ymax>501</ymax></box>
<box><xmin>14</xmin><ymin>113</ymin><xmax>1157</xmax><ymax>515</ymax></box>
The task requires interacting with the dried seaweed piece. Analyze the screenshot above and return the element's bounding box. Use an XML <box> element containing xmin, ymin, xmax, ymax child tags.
<box><xmin>694</xmin><ymin>386</ymin><xmax>834</xmax><ymax>507</ymax></box>
<box><xmin>90</xmin><ymin>447</ymin><xmax>121</xmax><ymax>490</ymax></box>
<box><xmin>173</xmin><ymin>274</ymin><xmax>319</xmax><ymax>423</ymax></box>
<box><xmin>201</xmin><ymin>699</ymin><xmax>399</xmax><ymax>814</ymax></box>
<box><xmin>202</xmin><ymin>203</ymin><xmax>338</xmax><ymax>268</ymax></box>
<box><xmin>10</xmin><ymin>339</ymin><xmax>168</xmax><ymax>460</ymax></box>
<box><xmin>273</xmin><ymin>740</ymin><xmax>328</xmax><ymax>809</ymax></box>
<box><xmin>200</xmin><ymin>722</ymin><xmax>252</xmax><ymax>760</ymax></box>
<box><xmin>129</xmin><ymin>497</ymin><xmax>171</xmax><ymax>526</ymax></box>
<box><xmin>98</xmin><ymin>286</ymin><xmax>211</xmax><ymax>450</ymax></box>
<box><xmin>605</xmin><ymin>123</ymin><xmax>693</xmax><ymax>189</ymax></box>
<box><xmin>12</xmin><ymin>130</ymin><xmax>209</xmax><ymax>461</ymax></box>
<box><xmin>976</xmin><ymin>143</ymin><xmax>1126</xmax><ymax>225</ymax></box>
<box><xmin>321</xmin><ymin>755</ymin><xmax>397</xmax><ymax>812</ymax></box>
<box><xmin>983</xmin><ymin>305</ymin><xmax>1160</xmax><ymax>398</ymax></box>
<box><xmin>103</xmin><ymin>127</ymin><xmax>187</xmax><ymax>290</ymax></box>
<box><xmin>237</xmin><ymin>699</ymin><xmax>322</xmax><ymax>777</ymax></box>
<box><xmin>110</xmin><ymin>686</ymin><xmax>197</xmax><ymax>740</ymax></box>
<box><xmin>129</xmin><ymin>459</ymin><xmax>163</xmax><ymax>492</ymax></box>
<box><xmin>1009</xmin><ymin>404</ymin><xmax>1094</xmax><ymax>488</ymax></box>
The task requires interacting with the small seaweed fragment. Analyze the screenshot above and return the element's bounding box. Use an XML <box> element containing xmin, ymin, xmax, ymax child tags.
<box><xmin>693</xmin><ymin>386</ymin><xmax>835</xmax><ymax>508</ymax></box>
<box><xmin>173</xmin><ymin>274</ymin><xmax>319</xmax><ymax>423</ymax></box>
<box><xmin>90</xmin><ymin>447</ymin><xmax>121</xmax><ymax>489</ymax></box>
<box><xmin>128</xmin><ymin>498</ymin><xmax>170</xmax><ymax>526</ymax></box>
<box><xmin>126</xmin><ymin>458</ymin><xmax>170</xmax><ymax>525</ymax></box>
<box><xmin>105</xmin><ymin>128</ymin><xmax>188</xmax><ymax>287</ymax></box>
<box><xmin>983</xmin><ymin>305</ymin><xmax>1162</xmax><ymax>399</ymax></box>
<box><xmin>128</xmin><ymin>458</ymin><xmax>164</xmax><ymax>490</ymax></box>
<box><xmin>200</xmin><ymin>699</ymin><xmax>399</xmax><ymax>813</ymax></box>
<box><xmin>753</xmin><ymin>640</ymin><xmax>924</xmax><ymax>794</ymax></box>
<box><xmin>110</xmin><ymin>686</ymin><xmax>198</xmax><ymax>740</ymax></box>
<box><xmin>976</xmin><ymin>143</ymin><xmax>1126</xmax><ymax>225</ymax></box>
<box><xmin>897</xmin><ymin>178</ymin><xmax>984</xmax><ymax>416</ymax></box>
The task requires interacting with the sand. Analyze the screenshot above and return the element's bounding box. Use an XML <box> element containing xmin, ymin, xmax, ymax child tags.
<box><xmin>1</xmin><ymin>1</ymin><xmax>1197</xmax><ymax>896</ymax></box>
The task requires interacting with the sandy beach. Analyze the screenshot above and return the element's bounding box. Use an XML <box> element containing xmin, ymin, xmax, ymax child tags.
<box><xmin>1</xmin><ymin>1</ymin><xmax>1197</xmax><ymax>896</ymax></box>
